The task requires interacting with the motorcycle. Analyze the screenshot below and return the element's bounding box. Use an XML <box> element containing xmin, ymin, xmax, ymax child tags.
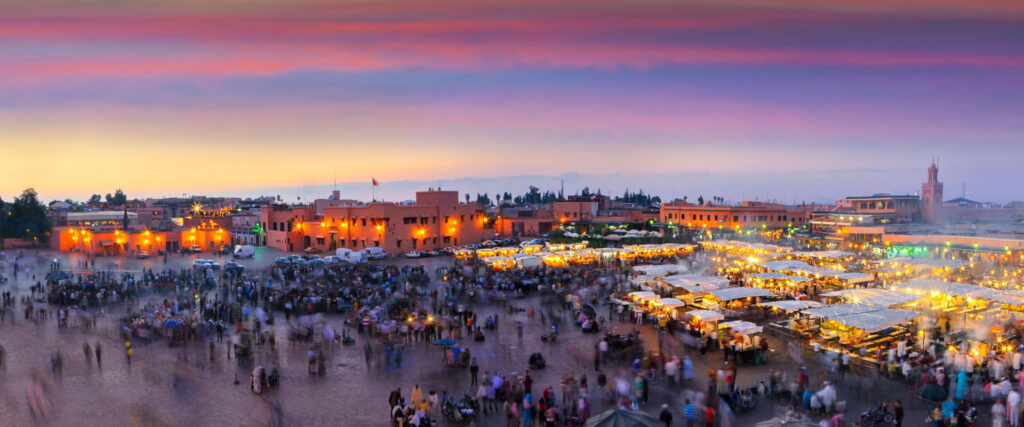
<box><xmin>441</xmin><ymin>393</ymin><xmax>478</xmax><ymax>423</ymax></box>
<box><xmin>860</xmin><ymin>401</ymin><xmax>894</xmax><ymax>426</ymax></box>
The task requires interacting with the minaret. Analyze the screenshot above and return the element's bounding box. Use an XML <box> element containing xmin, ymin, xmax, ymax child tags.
<box><xmin>921</xmin><ymin>160</ymin><xmax>944</xmax><ymax>223</ymax></box>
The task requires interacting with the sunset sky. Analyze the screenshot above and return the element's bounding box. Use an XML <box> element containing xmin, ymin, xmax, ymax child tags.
<box><xmin>3</xmin><ymin>0</ymin><xmax>1023</xmax><ymax>203</ymax></box>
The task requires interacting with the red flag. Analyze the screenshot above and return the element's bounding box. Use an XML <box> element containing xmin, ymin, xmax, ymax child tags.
<box><xmin>372</xmin><ymin>178</ymin><xmax>379</xmax><ymax>186</ymax></box>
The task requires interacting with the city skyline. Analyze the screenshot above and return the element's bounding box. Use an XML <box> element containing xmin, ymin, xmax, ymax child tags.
<box><xmin>3</xmin><ymin>0</ymin><xmax>1024</xmax><ymax>202</ymax></box>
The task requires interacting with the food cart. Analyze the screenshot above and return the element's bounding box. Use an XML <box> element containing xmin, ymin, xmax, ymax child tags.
<box><xmin>719</xmin><ymin>320</ymin><xmax>766</xmax><ymax>364</ymax></box>
<box><xmin>682</xmin><ymin>309</ymin><xmax>724</xmax><ymax>348</ymax></box>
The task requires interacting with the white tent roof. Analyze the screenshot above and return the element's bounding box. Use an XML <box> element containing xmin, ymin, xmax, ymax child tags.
<box><xmin>821</xmin><ymin>289</ymin><xmax>920</xmax><ymax>308</ymax></box>
<box><xmin>627</xmin><ymin>291</ymin><xmax>657</xmax><ymax>299</ymax></box>
<box><xmin>800</xmin><ymin>303</ymin><xmax>918</xmax><ymax>333</ymax></box>
<box><xmin>791</xmin><ymin>250</ymin><xmax>854</xmax><ymax>259</ymax></box>
<box><xmin>707</xmin><ymin>287</ymin><xmax>773</xmax><ymax>301</ymax></box>
<box><xmin>719</xmin><ymin>320</ymin><xmax>763</xmax><ymax>335</ymax></box>
<box><xmin>685</xmin><ymin>309</ymin><xmax>724</xmax><ymax>322</ymax></box>
<box><xmin>836</xmin><ymin>272</ymin><xmax>874</xmax><ymax>284</ymax></box>
<box><xmin>656</xmin><ymin>298</ymin><xmax>686</xmax><ymax>309</ymax></box>
<box><xmin>889</xmin><ymin>257</ymin><xmax>968</xmax><ymax>270</ymax></box>
<box><xmin>663</xmin><ymin>274</ymin><xmax>730</xmax><ymax>294</ymax></box>
<box><xmin>757</xmin><ymin>300</ymin><xmax>822</xmax><ymax>312</ymax></box>
<box><xmin>632</xmin><ymin>264</ymin><xmax>689</xmax><ymax>278</ymax></box>
<box><xmin>748</xmin><ymin>272</ymin><xmax>813</xmax><ymax>284</ymax></box>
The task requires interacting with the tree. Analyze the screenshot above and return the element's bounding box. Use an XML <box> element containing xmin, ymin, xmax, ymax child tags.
<box><xmin>88</xmin><ymin>194</ymin><xmax>102</xmax><ymax>204</ymax></box>
<box><xmin>581</xmin><ymin>186</ymin><xmax>591</xmax><ymax>196</ymax></box>
<box><xmin>105</xmin><ymin>189</ymin><xmax>127</xmax><ymax>206</ymax></box>
<box><xmin>465</xmin><ymin>193</ymin><xmax>471</xmax><ymax>204</ymax></box>
<box><xmin>1</xmin><ymin>188</ymin><xmax>50</xmax><ymax>240</ymax></box>
<box><xmin>697</xmin><ymin>195</ymin><xmax>704</xmax><ymax>205</ymax></box>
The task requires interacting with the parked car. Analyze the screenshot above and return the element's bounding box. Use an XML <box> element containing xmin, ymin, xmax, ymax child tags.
<box><xmin>183</xmin><ymin>245</ymin><xmax>202</xmax><ymax>254</ymax></box>
<box><xmin>405</xmin><ymin>251</ymin><xmax>422</xmax><ymax>258</ymax></box>
<box><xmin>425</xmin><ymin>250</ymin><xmax>440</xmax><ymax>257</ymax></box>
<box><xmin>135</xmin><ymin>251</ymin><xmax>150</xmax><ymax>259</ymax></box>
<box><xmin>224</xmin><ymin>262</ymin><xmax>245</xmax><ymax>274</ymax></box>
<box><xmin>324</xmin><ymin>255</ymin><xmax>340</xmax><ymax>264</ymax></box>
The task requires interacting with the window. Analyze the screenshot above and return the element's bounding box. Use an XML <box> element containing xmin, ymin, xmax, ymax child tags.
<box><xmin>316</xmin><ymin>237</ymin><xmax>325</xmax><ymax>245</ymax></box>
<box><xmin>351</xmin><ymin>240</ymin><xmax>357</xmax><ymax>247</ymax></box>
<box><xmin>432</xmin><ymin>237</ymin><xmax>438</xmax><ymax>244</ymax></box>
<box><xmin>339</xmin><ymin>240</ymin><xmax>346</xmax><ymax>247</ymax></box>
<box><xmin>287</xmin><ymin>222</ymin><xmax>292</xmax><ymax>232</ymax></box>
<box><xmin>421</xmin><ymin>217</ymin><xmax>428</xmax><ymax>225</ymax></box>
<box><xmin>443</xmin><ymin>236</ymin><xmax>451</xmax><ymax>244</ymax></box>
<box><xmin>445</xmin><ymin>216</ymin><xmax>450</xmax><ymax>223</ymax></box>
<box><xmin>460</xmin><ymin>215</ymin><xmax>464</xmax><ymax>222</ymax></box>
<box><xmin>272</xmin><ymin>222</ymin><xmax>278</xmax><ymax>231</ymax></box>
<box><xmin>403</xmin><ymin>217</ymin><xmax>416</xmax><ymax>224</ymax></box>
<box><xmin>374</xmin><ymin>241</ymin><xmax>380</xmax><ymax>247</ymax></box>
<box><xmin>733</xmin><ymin>216</ymin><xmax>738</xmax><ymax>222</ymax></box>
<box><xmin>396</xmin><ymin>240</ymin><xmax>402</xmax><ymax>248</ymax></box>
<box><xmin>692</xmin><ymin>214</ymin><xmax>697</xmax><ymax>220</ymax></box>
<box><xmin>361</xmin><ymin>218</ymin><xmax>366</xmax><ymax>226</ymax></box>
<box><xmin>361</xmin><ymin>240</ymin><xmax>366</xmax><ymax>248</ymax></box>
<box><xmin>432</xmin><ymin>217</ymin><xmax>437</xmax><ymax>224</ymax></box>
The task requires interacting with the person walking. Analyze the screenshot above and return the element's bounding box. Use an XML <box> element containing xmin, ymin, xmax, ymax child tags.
<box><xmin>95</xmin><ymin>343</ymin><xmax>102</xmax><ymax>369</ymax></box>
<box><xmin>704</xmin><ymin>405</ymin><xmax>715</xmax><ymax>427</ymax></box>
<box><xmin>683</xmin><ymin>399</ymin><xmax>695</xmax><ymax>427</ymax></box>
<box><xmin>1010</xmin><ymin>388</ymin><xmax>1021</xmax><ymax>427</ymax></box>
<box><xmin>994</xmin><ymin>398</ymin><xmax>1007</xmax><ymax>427</ymax></box>
<box><xmin>659</xmin><ymin>404</ymin><xmax>673</xmax><ymax>426</ymax></box>
<box><xmin>83</xmin><ymin>342</ymin><xmax>92</xmax><ymax>367</ymax></box>
<box><xmin>470</xmin><ymin>358</ymin><xmax>479</xmax><ymax>386</ymax></box>
<box><xmin>893</xmin><ymin>400</ymin><xmax>904</xmax><ymax>427</ymax></box>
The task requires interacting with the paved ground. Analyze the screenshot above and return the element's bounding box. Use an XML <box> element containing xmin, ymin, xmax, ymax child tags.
<box><xmin>0</xmin><ymin>249</ymin><xmax>981</xmax><ymax>425</ymax></box>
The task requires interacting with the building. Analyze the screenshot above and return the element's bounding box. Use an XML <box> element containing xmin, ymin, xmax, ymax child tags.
<box><xmin>834</xmin><ymin>194</ymin><xmax>920</xmax><ymax>223</ymax></box>
<box><xmin>260</xmin><ymin>189</ymin><xmax>493</xmax><ymax>255</ymax></box>
<box><xmin>921</xmin><ymin>161</ymin><xmax>943</xmax><ymax>223</ymax></box>
<box><xmin>659</xmin><ymin>201</ymin><xmax>813</xmax><ymax>231</ymax></box>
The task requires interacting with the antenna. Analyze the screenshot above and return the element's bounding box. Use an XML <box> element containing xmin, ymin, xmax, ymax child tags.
<box><xmin>962</xmin><ymin>183</ymin><xmax>966</xmax><ymax>199</ymax></box>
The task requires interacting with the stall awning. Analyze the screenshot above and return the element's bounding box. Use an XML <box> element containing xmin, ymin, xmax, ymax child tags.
<box><xmin>655</xmin><ymin>298</ymin><xmax>686</xmax><ymax>309</ymax></box>
<box><xmin>719</xmin><ymin>320</ymin><xmax>763</xmax><ymax>335</ymax></box>
<box><xmin>627</xmin><ymin>291</ymin><xmax>657</xmax><ymax>300</ymax></box>
<box><xmin>836</xmin><ymin>272</ymin><xmax>873</xmax><ymax>284</ymax></box>
<box><xmin>663</xmin><ymin>274</ymin><xmax>730</xmax><ymax>294</ymax></box>
<box><xmin>821</xmin><ymin>289</ymin><xmax>920</xmax><ymax>308</ymax></box>
<box><xmin>801</xmin><ymin>303</ymin><xmax>918</xmax><ymax>333</ymax></box>
<box><xmin>685</xmin><ymin>309</ymin><xmax>724</xmax><ymax>322</ymax></box>
<box><xmin>757</xmin><ymin>300</ymin><xmax>821</xmax><ymax>312</ymax></box>
<box><xmin>748</xmin><ymin>273</ymin><xmax>812</xmax><ymax>284</ymax></box>
<box><xmin>707</xmin><ymin>287</ymin><xmax>773</xmax><ymax>302</ymax></box>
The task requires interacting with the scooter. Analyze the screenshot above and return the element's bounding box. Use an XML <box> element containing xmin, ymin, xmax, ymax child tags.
<box><xmin>860</xmin><ymin>401</ymin><xmax>894</xmax><ymax>426</ymax></box>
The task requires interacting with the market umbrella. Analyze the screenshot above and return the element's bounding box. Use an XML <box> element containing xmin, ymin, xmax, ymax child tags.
<box><xmin>162</xmin><ymin>319</ymin><xmax>182</xmax><ymax>329</ymax></box>
<box><xmin>916</xmin><ymin>384</ymin><xmax>948</xmax><ymax>402</ymax></box>
<box><xmin>584</xmin><ymin>408</ymin><xmax>661</xmax><ymax>427</ymax></box>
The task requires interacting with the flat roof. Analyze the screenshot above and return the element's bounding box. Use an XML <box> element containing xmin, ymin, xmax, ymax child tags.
<box><xmin>845</xmin><ymin>194</ymin><xmax>918</xmax><ymax>200</ymax></box>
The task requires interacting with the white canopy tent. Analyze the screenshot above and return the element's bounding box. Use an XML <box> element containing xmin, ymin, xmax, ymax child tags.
<box><xmin>748</xmin><ymin>272</ymin><xmax>812</xmax><ymax>284</ymax></box>
<box><xmin>821</xmin><ymin>289</ymin><xmax>920</xmax><ymax>308</ymax></box>
<box><xmin>836</xmin><ymin>272</ymin><xmax>874</xmax><ymax>284</ymax></box>
<box><xmin>656</xmin><ymin>298</ymin><xmax>686</xmax><ymax>309</ymax></box>
<box><xmin>707</xmin><ymin>287</ymin><xmax>773</xmax><ymax>302</ymax></box>
<box><xmin>685</xmin><ymin>309</ymin><xmax>724</xmax><ymax>322</ymax></box>
<box><xmin>757</xmin><ymin>300</ymin><xmax>822</xmax><ymax>312</ymax></box>
<box><xmin>627</xmin><ymin>291</ymin><xmax>657</xmax><ymax>300</ymax></box>
<box><xmin>719</xmin><ymin>320</ymin><xmax>763</xmax><ymax>335</ymax></box>
<box><xmin>663</xmin><ymin>274</ymin><xmax>730</xmax><ymax>294</ymax></box>
<box><xmin>801</xmin><ymin>303</ymin><xmax>918</xmax><ymax>333</ymax></box>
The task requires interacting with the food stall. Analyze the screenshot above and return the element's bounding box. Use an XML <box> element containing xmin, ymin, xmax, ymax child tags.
<box><xmin>800</xmin><ymin>303</ymin><xmax>919</xmax><ymax>357</ymax></box>
<box><xmin>454</xmin><ymin>249</ymin><xmax>475</xmax><ymax>260</ymax></box>
<box><xmin>757</xmin><ymin>300</ymin><xmax>821</xmax><ymax>316</ymax></box>
<box><xmin>746</xmin><ymin>272</ymin><xmax>814</xmax><ymax>294</ymax></box>
<box><xmin>513</xmin><ymin>254</ymin><xmax>543</xmax><ymax>269</ymax></box>
<box><xmin>703</xmin><ymin>287</ymin><xmax>773</xmax><ymax>316</ymax></box>
<box><xmin>482</xmin><ymin>256</ymin><xmax>516</xmax><ymax>271</ymax></box>
<box><xmin>682</xmin><ymin>309</ymin><xmax>724</xmax><ymax>348</ymax></box>
<box><xmin>538</xmin><ymin>252</ymin><xmax>568</xmax><ymax>268</ymax></box>
<box><xmin>719</xmin><ymin>320</ymin><xmax>766</xmax><ymax>364</ymax></box>
<box><xmin>496</xmin><ymin>246</ymin><xmax>522</xmax><ymax>257</ymax></box>
<box><xmin>660</xmin><ymin>274</ymin><xmax>730</xmax><ymax>303</ymax></box>
<box><xmin>649</xmin><ymin>297</ymin><xmax>687</xmax><ymax>320</ymax></box>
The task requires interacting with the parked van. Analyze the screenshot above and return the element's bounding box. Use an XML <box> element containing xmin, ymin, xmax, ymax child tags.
<box><xmin>233</xmin><ymin>245</ymin><xmax>255</xmax><ymax>258</ymax></box>
<box><xmin>363</xmin><ymin>247</ymin><xmax>387</xmax><ymax>260</ymax></box>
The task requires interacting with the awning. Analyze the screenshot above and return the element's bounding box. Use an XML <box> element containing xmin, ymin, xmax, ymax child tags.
<box><xmin>821</xmin><ymin>289</ymin><xmax>920</xmax><ymax>308</ymax></box>
<box><xmin>801</xmin><ymin>303</ymin><xmax>918</xmax><ymax>333</ymax></box>
<box><xmin>719</xmin><ymin>320</ymin><xmax>763</xmax><ymax>335</ymax></box>
<box><xmin>627</xmin><ymin>291</ymin><xmax>657</xmax><ymax>300</ymax></box>
<box><xmin>99</xmin><ymin>240</ymin><xmax>114</xmax><ymax>246</ymax></box>
<box><xmin>685</xmin><ymin>309</ymin><xmax>724</xmax><ymax>322</ymax></box>
<box><xmin>663</xmin><ymin>274</ymin><xmax>730</xmax><ymax>294</ymax></box>
<box><xmin>655</xmin><ymin>298</ymin><xmax>686</xmax><ymax>309</ymax></box>
<box><xmin>757</xmin><ymin>300</ymin><xmax>821</xmax><ymax>312</ymax></box>
<box><xmin>836</xmin><ymin>272</ymin><xmax>873</xmax><ymax>284</ymax></box>
<box><xmin>707</xmin><ymin>287</ymin><xmax>773</xmax><ymax>302</ymax></box>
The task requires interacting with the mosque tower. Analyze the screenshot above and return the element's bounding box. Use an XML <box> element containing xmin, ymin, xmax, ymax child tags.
<box><xmin>921</xmin><ymin>160</ymin><xmax>944</xmax><ymax>223</ymax></box>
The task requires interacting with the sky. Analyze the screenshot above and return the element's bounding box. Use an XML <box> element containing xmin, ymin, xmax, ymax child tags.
<box><xmin>2</xmin><ymin>0</ymin><xmax>1024</xmax><ymax>204</ymax></box>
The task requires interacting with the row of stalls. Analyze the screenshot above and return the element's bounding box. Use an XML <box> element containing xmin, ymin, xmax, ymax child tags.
<box><xmin>474</xmin><ymin>243</ymin><xmax>697</xmax><ymax>270</ymax></box>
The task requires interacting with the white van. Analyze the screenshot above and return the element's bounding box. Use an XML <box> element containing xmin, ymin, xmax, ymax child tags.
<box><xmin>364</xmin><ymin>247</ymin><xmax>387</xmax><ymax>260</ymax></box>
<box><xmin>233</xmin><ymin>245</ymin><xmax>255</xmax><ymax>258</ymax></box>
<box><xmin>346</xmin><ymin>250</ymin><xmax>368</xmax><ymax>264</ymax></box>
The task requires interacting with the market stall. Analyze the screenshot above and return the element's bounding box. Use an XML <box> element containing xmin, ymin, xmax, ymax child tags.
<box><xmin>703</xmin><ymin>287</ymin><xmax>773</xmax><ymax>316</ymax></box>
<box><xmin>821</xmin><ymin>288</ymin><xmax>921</xmax><ymax>308</ymax></box>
